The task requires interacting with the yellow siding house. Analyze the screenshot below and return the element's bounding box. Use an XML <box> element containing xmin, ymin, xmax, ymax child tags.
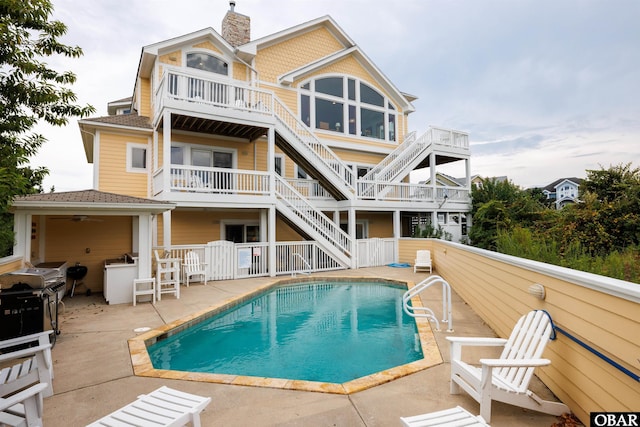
<box><xmin>73</xmin><ymin>5</ymin><xmax>470</xmax><ymax>278</ymax></box>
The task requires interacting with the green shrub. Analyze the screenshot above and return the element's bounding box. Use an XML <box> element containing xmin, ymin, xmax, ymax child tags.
<box><xmin>496</xmin><ymin>227</ymin><xmax>639</xmax><ymax>283</ymax></box>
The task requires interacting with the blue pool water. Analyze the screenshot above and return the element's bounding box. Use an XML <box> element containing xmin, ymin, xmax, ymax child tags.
<box><xmin>147</xmin><ymin>281</ymin><xmax>423</xmax><ymax>383</ymax></box>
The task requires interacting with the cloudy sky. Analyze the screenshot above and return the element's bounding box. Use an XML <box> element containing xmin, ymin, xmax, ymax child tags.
<box><xmin>31</xmin><ymin>0</ymin><xmax>640</xmax><ymax>191</ymax></box>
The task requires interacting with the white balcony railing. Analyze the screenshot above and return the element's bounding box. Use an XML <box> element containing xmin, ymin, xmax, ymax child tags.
<box><xmin>153</xmin><ymin>165</ymin><xmax>270</xmax><ymax>196</ymax></box>
<box><xmin>152</xmin><ymin>164</ymin><xmax>469</xmax><ymax>204</ymax></box>
<box><xmin>154</xmin><ymin>68</ymin><xmax>274</xmax><ymax>120</ymax></box>
<box><xmin>357</xmin><ymin>181</ymin><xmax>469</xmax><ymax>203</ymax></box>
<box><xmin>429</xmin><ymin>126</ymin><xmax>469</xmax><ymax>149</ymax></box>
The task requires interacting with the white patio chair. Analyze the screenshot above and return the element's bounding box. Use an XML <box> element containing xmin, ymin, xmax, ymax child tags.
<box><xmin>413</xmin><ymin>250</ymin><xmax>432</xmax><ymax>273</ymax></box>
<box><xmin>0</xmin><ymin>331</ymin><xmax>54</xmax><ymax>398</ymax></box>
<box><xmin>86</xmin><ymin>386</ymin><xmax>211</xmax><ymax>427</ymax></box>
<box><xmin>446</xmin><ymin>310</ymin><xmax>569</xmax><ymax>423</ymax></box>
<box><xmin>0</xmin><ymin>382</ymin><xmax>48</xmax><ymax>427</ymax></box>
<box><xmin>400</xmin><ymin>405</ymin><xmax>489</xmax><ymax>426</ymax></box>
<box><xmin>154</xmin><ymin>250</ymin><xmax>180</xmax><ymax>300</ymax></box>
<box><xmin>182</xmin><ymin>251</ymin><xmax>207</xmax><ymax>287</ymax></box>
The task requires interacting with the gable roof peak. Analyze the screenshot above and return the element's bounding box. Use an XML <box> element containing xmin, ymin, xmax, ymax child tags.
<box><xmin>237</xmin><ymin>15</ymin><xmax>354</xmax><ymax>58</ymax></box>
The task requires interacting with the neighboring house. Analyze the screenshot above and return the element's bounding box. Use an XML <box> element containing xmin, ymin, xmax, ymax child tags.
<box><xmin>11</xmin><ymin>4</ymin><xmax>472</xmax><ymax>292</ymax></box>
<box><xmin>541</xmin><ymin>177</ymin><xmax>583</xmax><ymax>209</ymax></box>
<box><xmin>470</xmin><ymin>175</ymin><xmax>508</xmax><ymax>188</ymax></box>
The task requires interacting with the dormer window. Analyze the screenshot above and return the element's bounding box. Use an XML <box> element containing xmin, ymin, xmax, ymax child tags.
<box><xmin>186</xmin><ymin>52</ymin><xmax>228</xmax><ymax>76</ymax></box>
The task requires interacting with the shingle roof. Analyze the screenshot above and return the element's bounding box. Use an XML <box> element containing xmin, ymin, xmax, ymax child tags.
<box><xmin>13</xmin><ymin>190</ymin><xmax>169</xmax><ymax>206</ymax></box>
<box><xmin>81</xmin><ymin>115</ymin><xmax>152</xmax><ymax>129</ymax></box>
<box><xmin>109</xmin><ymin>97</ymin><xmax>133</xmax><ymax>104</ymax></box>
<box><xmin>543</xmin><ymin>177</ymin><xmax>583</xmax><ymax>192</ymax></box>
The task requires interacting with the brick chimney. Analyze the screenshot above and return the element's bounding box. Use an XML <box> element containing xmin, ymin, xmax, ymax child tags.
<box><xmin>222</xmin><ymin>1</ymin><xmax>250</xmax><ymax>47</ymax></box>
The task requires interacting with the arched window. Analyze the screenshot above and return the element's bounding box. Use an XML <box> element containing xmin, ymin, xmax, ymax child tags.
<box><xmin>186</xmin><ymin>52</ymin><xmax>228</xmax><ymax>76</ymax></box>
<box><xmin>299</xmin><ymin>76</ymin><xmax>397</xmax><ymax>142</ymax></box>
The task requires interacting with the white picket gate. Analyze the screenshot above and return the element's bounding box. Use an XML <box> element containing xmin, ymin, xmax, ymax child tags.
<box><xmin>206</xmin><ymin>240</ymin><xmax>235</xmax><ymax>280</ymax></box>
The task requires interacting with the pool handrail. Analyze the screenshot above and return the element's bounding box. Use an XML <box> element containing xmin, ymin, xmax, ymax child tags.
<box><xmin>402</xmin><ymin>275</ymin><xmax>453</xmax><ymax>332</ymax></box>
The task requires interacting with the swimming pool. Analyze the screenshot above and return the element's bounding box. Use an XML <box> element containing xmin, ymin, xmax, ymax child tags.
<box><xmin>148</xmin><ymin>281</ymin><xmax>421</xmax><ymax>383</ymax></box>
<box><xmin>129</xmin><ymin>277</ymin><xmax>442</xmax><ymax>394</ymax></box>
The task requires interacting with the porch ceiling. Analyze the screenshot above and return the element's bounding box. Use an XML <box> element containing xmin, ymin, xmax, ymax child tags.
<box><xmin>415</xmin><ymin>154</ymin><xmax>463</xmax><ymax>169</ymax></box>
<box><xmin>170</xmin><ymin>113</ymin><xmax>268</xmax><ymax>142</ymax></box>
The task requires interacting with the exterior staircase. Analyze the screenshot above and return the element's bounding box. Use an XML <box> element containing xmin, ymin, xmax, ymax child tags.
<box><xmin>272</xmin><ymin>99</ymin><xmax>355</xmax><ymax>201</ymax></box>
<box><xmin>274</xmin><ymin>175</ymin><xmax>352</xmax><ymax>268</ymax></box>
<box><xmin>360</xmin><ymin>129</ymin><xmax>434</xmax><ymax>184</ymax></box>
<box><xmin>268</xmin><ymin>96</ymin><xmax>466</xmax><ymax>268</ymax></box>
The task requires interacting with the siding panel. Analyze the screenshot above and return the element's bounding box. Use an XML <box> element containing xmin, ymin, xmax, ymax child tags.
<box><xmin>98</xmin><ymin>132</ymin><xmax>149</xmax><ymax>197</ymax></box>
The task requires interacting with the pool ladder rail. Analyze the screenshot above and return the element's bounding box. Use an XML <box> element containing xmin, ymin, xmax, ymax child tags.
<box><xmin>402</xmin><ymin>275</ymin><xmax>453</xmax><ymax>332</ymax></box>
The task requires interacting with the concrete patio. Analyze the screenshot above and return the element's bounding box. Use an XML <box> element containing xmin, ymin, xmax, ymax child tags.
<box><xmin>43</xmin><ymin>267</ymin><xmax>569</xmax><ymax>426</ymax></box>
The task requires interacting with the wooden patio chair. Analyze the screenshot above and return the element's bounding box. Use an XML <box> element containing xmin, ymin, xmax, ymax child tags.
<box><xmin>446</xmin><ymin>310</ymin><xmax>569</xmax><ymax>422</ymax></box>
<box><xmin>413</xmin><ymin>250</ymin><xmax>432</xmax><ymax>273</ymax></box>
<box><xmin>87</xmin><ymin>386</ymin><xmax>211</xmax><ymax>427</ymax></box>
<box><xmin>400</xmin><ymin>405</ymin><xmax>489</xmax><ymax>426</ymax></box>
<box><xmin>182</xmin><ymin>251</ymin><xmax>207</xmax><ymax>287</ymax></box>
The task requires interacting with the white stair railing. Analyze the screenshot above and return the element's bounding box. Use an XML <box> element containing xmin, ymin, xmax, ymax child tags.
<box><xmin>274</xmin><ymin>175</ymin><xmax>352</xmax><ymax>265</ymax></box>
<box><xmin>360</xmin><ymin>131</ymin><xmax>417</xmax><ymax>182</ymax></box>
<box><xmin>272</xmin><ymin>98</ymin><xmax>355</xmax><ymax>198</ymax></box>
<box><xmin>366</xmin><ymin>129</ymin><xmax>435</xmax><ymax>185</ymax></box>
<box><xmin>359</xmin><ymin>127</ymin><xmax>469</xmax><ymax>195</ymax></box>
<box><xmin>275</xmin><ymin>241</ymin><xmax>344</xmax><ymax>275</ymax></box>
<box><xmin>402</xmin><ymin>275</ymin><xmax>453</xmax><ymax>332</ymax></box>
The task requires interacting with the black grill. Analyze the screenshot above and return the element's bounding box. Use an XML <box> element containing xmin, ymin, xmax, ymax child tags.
<box><xmin>0</xmin><ymin>265</ymin><xmax>67</xmax><ymax>341</ymax></box>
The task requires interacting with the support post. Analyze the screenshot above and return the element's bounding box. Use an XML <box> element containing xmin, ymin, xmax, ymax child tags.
<box><xmin>268</xmin><ymin>206</ymin><xmax>276</xmax><ymax>277</ymax></box>
<box><xmin>348</xmin><ymin>208</ymin><xmax>356</xmax><ymax>268</ymax></box>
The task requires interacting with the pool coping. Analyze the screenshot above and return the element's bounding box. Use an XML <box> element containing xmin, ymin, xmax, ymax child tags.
<box><xmin>128</xmin><ymin>276</ymin><xmax>443</xmax><ymax>394</ymax></box>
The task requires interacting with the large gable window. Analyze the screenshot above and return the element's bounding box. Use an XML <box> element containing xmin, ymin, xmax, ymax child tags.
<box><xmin>299</xmin><ymin>76</ymin><xmax>397</xmax><ymax>142</ymax></box>
<box><xmin>186</xmin><ymin>52</ymin><xmax>228</xmax><ymax>76</ymax></box>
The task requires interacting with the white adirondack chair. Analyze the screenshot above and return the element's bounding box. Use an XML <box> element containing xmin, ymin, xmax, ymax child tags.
<box><xmin>0</xmin><ymin>382</ymin><xmax>48</xmax><ymax>427</ymax></box>
<box><xmin>400</xmin><ymin>406</ymin><xmax>489</xmax><ymax>427</ymax></box>
<box><xmin>446</xmin><ymin>310</ymin><xmax>569</xmax><ymax>422</ymax></box>
<box><xmin>87</xmin><ymin>386</ymin><xmax>211</xmax><ymax>427</ymax></box>
<box><xmin>182</xmin><ymin>251</ymin><xmax>207</xmax><ymax>287</ymax></box>
<box><xmin>0</xmin><ymin>331</ymin><xmax>54</xmax><ymax>398</ymax></box>
<box><xmin>414</xmin><ymin>250</ymin><xmax>432</xmax><ymax>273</ymax></box>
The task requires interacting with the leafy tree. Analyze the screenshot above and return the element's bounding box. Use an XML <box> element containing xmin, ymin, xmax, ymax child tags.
<box><xmin>468</xmin><ymin>178</ymin><xmax>545</xmax><ymax>250</ymax></box>
<box><xmin>478</xmin><ymin>163</ymin><xmax>640</xmax><ymax>282</ymax></box>
<box><xmin>0</xmin><ymin>0</ymin><xmax>95</xmax><ymax>255</ymax></box>
<box><xmin>556</xmin><ymin>163</ymin><xmax>640</xmax><ymax>255</ymax></box>
<box><xmin>581</xmin><ymin>163</ymin><xmax>640</xmax><ymax>204</ymax></box>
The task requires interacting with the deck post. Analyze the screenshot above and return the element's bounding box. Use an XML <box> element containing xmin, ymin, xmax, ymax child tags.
<box><xmin>268</xmin><ymin>206</ymin><xmax>276</xmax><ymax>276</ymax></box>
<box><xmin>348</xmin><ymin>207</ymin><xmax>356</xmax><ymax>269</ymax></box>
